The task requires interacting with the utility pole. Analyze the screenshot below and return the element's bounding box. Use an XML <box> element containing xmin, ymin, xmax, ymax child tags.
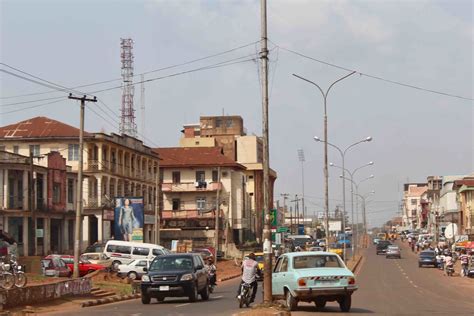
<box><xmin>154</xmin><ymin>161</ymin><xmax>160</xmax><ymax>245</ymax></box>
<box><xmin>296</xmin><ymin>195</ymin><xmax>300</xmax><ymax>231</ymax></box>
<box><xmin>69</xmin><ymin>93</ymin><xmax>97</xmax><ymax>278</ymax></box>
<box><xmin>297</xmin><ymin>149</ymin><xmax>305</xmax><ymax>232</ymax></box>
<box><xmin>29</xmin><ymin>152</ymin><xmax>36</xmax><ymax>256</ymax></box>
<box><xmin>260</xmin><ymin>0</ymin><xmax>272</xmax><ymax>303</ymax></box>
<box><xmin>214</xmin><ymin>167</ymin><xmax>221</xmax><ymax>256</ymax></box>
<box><xmin>280</xmin><ymin>193</ymin><xmax>290</xmax><ymax>230</ymax></box>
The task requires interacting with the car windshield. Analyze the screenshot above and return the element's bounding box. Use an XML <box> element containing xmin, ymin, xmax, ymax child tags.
<box><xmin>149</xmin><ymin>256</ymin><xmax>194</xmax><ymax>271</ymax></box>
<box><xmin>293</xmin><ymin>255</ymin><xmax>343</xmax><ymax>269</ymax></box>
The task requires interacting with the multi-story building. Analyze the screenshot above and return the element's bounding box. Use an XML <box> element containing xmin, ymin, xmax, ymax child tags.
<box><xmin>425</xmin><ymin>176</ymin><xmax>442</xmax><ymax>235</ymax></box>
<box><xmin>179</xmin><ymin>115</ymin><xmax>277</xmax><ymax>242</ymax></box>
<box><xmin>453</xmin><ymin>175</ymin><xmax>474</xmax><ymax>236</ymax></box>
<box><xmin>402</xmin><ymin>183</ymin><xmax>428</xmax><ymax>230</ymax></box>
<box><xmin>0</xmin><ymin>150</ymin><xmax>76</xmax><ymax>256</ymax></box>
<box><xmin>0</xmin><ymin>116</ymin><xmax>160</xmax><ymax>249</ymax></box>
<box><xmin>154</xmin><ymin>147</ymin><xmax>249</xmax><ymax>249</ymax></box>
<box><xmin>439</xmin><ymin>175</ymin><xmax>464</xmax><ymax>231</ymax></box>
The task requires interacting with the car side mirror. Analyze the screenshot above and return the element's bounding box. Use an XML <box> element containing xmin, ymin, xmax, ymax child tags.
<box><xmin>143</xmin><ymin>267</ymin><xmax>148</xmax><ymax>272</ymax></box>
<box><xmin>196</xmin><ymin>265</ymin><xmax>204</xmax><ymax>270</ymax></box>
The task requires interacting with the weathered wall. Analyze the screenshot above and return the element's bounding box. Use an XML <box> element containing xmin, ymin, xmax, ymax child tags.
<box><xmin>0</xmin><ymin>277</ymin><xmax>92</xmax><ymax>310</ymax></box>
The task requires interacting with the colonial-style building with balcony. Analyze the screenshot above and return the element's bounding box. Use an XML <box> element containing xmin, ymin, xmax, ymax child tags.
<box><xmin>454</xmin><ymin>175</ymin><xmax>474</xmax><ymax>236</ymax></box>
<box><xmin>0</xmin><ymin>150</ymin><xmax>76</xmax><ymax>256</ymax></box>
<box><xmin>154</xmin><ymin>147</ymin><xmax>250</xmax><ymax>250</ymax></box>
<box><xmin>0</xmin><ymin>116</ymin><xmax>160</xmax><ymax>250</ymax></box>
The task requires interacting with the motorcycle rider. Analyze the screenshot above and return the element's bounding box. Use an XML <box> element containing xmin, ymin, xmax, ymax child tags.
<box><xmin>237</xmin><ymin>253</ymin><xmax>261</xmax><ymax>303</ymax></box>
<box><xmin>459</xmin><ymin>249</ymin><xmax>469</xmax><ymax>277</ymax></box>
<box><xmin>207</xmin><ymin>257</ymin><xmax>217</xmax><ymax>286</ymax></box>
<box><xmin>444</xmin><ymin>252</ymin><xmax>454</xmax><ymax>276</ymax></box>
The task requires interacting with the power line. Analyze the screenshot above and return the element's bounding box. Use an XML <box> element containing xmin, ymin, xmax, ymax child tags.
<box><xmin>1</xmin><ymin>40</ymin><xmax>260</xmax><ymax>100</ymax></box>
<box><xmin>273</xmin><ymin>42</ymin><xmax>473</xmax><ymax>101</ymax></box>
<box><xmin>0</xmin><ymin>98</ymin><xmax>64</xmax><ymax>115</ymax></box>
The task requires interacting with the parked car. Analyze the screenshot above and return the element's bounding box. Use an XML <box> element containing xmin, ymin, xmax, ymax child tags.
<box><xmin>418</xmin><ymin>251</ymin><xmax>437</xmax><ymax>268</ymax></box>
<box><xmin>308</xmin><ymin>247</ymin><xmax>324</xmax><ymax>252</ymax></box>
<box><xmin>272</xmin><ymin>251</ymin><xmax>357</xmax><ymax>312</ymax></box>
<box><xmin>80</xmin><ymin>253</ymin><xmax>113</xmax><ymax>269</ymax></box>
<box><xmin>117</xmin><ymin>259</ymin><xmax>152</xmax><ymax>280</ymax></box>
<box><xmin>140</xmin><ymin>253</ymin><xmax>210</xmax><ymax>304</ymax></box>
<box><xmin>188</xmin><ymin>248</ymin><xmax>213</xmax><ymax>260</ymax></box>
<box><xmin>104</xmin><ymin>240</ymin><xmax>170</xmax><ymax>268</ymax></box>
<box><xmin>41</xmin><ymin>256</ymin><xmax>72</xmax><ymax>277</ymax></box>
<box><xmin>386</xmin><ymin>245</ymin><xmax>401</xmax><ymax>259</ymax></box>
<box><xmin>328</xmin><ymin>244</ymin><xmax>343</xmax><ymax>257</ymax></box>
<box><xmin>373</xmin><ymin>238</ymin><xmax>380</xmax><ymax>245</ymax></box>
<box><xmin>66</xmin><ymin>260</ymin><xmax>106</xmax><ymax>277</ymax></box>
<box><xmin>376</xmin><ymin>240</ymin><xmax>391</xmax><ymax>255</ymax></box>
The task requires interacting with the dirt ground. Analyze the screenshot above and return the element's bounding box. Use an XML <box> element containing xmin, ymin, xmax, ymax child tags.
<box><xmin>217</xmin><ymin>259</ymin><xmax>241</xmax><ymax>280</ymax></box>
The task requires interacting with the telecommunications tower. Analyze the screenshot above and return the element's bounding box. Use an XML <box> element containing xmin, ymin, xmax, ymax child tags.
<box><xmin>120</xmin><ymin>38</ymin><xmax>137</xmax><ymax>137</ymax></box>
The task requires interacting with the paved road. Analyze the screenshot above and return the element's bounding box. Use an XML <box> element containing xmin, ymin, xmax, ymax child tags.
<box><xmin>61</xmin><ymin>243</ymin><xmax>474</xmax><ymax>315</ymax></box>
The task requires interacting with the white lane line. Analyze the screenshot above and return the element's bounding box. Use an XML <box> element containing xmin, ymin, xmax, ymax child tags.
<box><xmin>213</xmin><ymin>295</ymin><xmax>223</xmax><ymax>299</ymax></box>
<box><xmin>175</xmin><ymin>303</ymin><xmax>190</xmax><ymax>307</ymax></box>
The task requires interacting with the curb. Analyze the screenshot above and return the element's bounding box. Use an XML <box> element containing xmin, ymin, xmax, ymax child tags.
<box><xmin>81</xmin><ymin>293</ymin><xmax>141</xmax><ymax>308</ymax></box>
<box><xmin>349</xmin><ymin>255</ymin><xmax>363</xmax><ymax>273</ymax></box>
<box><xmin>218</xmin><ymin>273</ymin><xmax>241</xmax><ymax>282</ymax></box>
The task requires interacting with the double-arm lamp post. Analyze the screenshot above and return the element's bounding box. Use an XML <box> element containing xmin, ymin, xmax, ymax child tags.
<box><xmin>313</xmin><ymin>137</ymin><xmax>372</xmax><ymax>261</ymax></box>
<box><xmin>329</xmin><ymin>161</ymin><xmax>374</xmax><ymax>260</ymax></box>
<box><xmin>353</xmin><ymin>191</ymin><xmax>375</xmax><ymax>245</ymax></box>
<box><xmin>293</xmin><ymin>71</ymin><xmax>356</xmax><ymax>248</ymax></box>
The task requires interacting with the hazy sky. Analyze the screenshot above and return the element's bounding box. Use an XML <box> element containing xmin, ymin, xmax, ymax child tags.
<box><xmin>1</xmin><ymin>0</ymin><xmax>472</xmax><ymax>227</ymax></box>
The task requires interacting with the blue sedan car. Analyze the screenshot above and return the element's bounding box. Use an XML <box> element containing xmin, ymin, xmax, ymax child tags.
<box><xmin>272</xmin><ymin>251</ymin><xmax>357</xmax><ymax>312</ymax></box>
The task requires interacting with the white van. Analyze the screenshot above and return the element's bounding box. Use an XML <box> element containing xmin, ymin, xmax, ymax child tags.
<box><xmin>103</xmin><ymin>240</ymin><xmax>170</xmax><ymax>268</ymax></box>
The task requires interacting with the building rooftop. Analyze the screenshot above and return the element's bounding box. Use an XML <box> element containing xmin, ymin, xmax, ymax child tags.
<box><xmin>0</xmin><ymin>116</ymin><xmax>90</xmax><ymax>139</ymax></box>
<box><xmin>407</xmin><ymin>186</ymin><xmax>427</xmax><ymax>197</ymax></box>
<box><xmin>154</xmin><ymin>147</ymin><xmax>246</xmax><ymax>169</ymax></box>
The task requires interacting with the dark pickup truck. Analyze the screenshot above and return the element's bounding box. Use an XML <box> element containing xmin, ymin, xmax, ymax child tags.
<box><xmin>140</xmin><ymin>253</ymin><xmax>209</xmax><ymax>304</ymax></box>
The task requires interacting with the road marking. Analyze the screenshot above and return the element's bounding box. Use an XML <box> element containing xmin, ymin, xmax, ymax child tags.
<box><xmin>213</xmin><ymin>295</ymin><xmax>223</xmax><ymax>299</ymax></box>
<box><xmin>175</xmin><ymin>303</ymin><xmax>190</xmax><ymax>307</ymax></box>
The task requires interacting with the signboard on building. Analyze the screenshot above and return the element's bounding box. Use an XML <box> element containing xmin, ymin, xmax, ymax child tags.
<box><xmin>114</xmin><ymin>197</ymin><xmax>144</xmax><ymax>242</ymax></box>
<box><xmin>328</xmin><ymin>221</ymin><xmax>342</xmax><ymax>232</ymax></box>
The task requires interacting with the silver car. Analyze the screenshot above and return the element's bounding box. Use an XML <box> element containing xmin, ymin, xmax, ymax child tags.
<box><xmin>386</xmin><ymin>245</ymin><xmax>401</xmax><ymax>259</ymax></box>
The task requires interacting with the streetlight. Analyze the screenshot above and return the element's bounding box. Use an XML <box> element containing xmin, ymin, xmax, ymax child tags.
<box><xmin>354</xmin><ymin>190</ymin><xmax>375</xmax><ymax>244</ymax></box>
<box><xmin>297</xmin><ymin>149</ymin><xmax>305</xmax><ymax>232</ymax></box>
<box><xmin>294</xmin><ymin>71</ymin><xmax>356</xmax><ymax>248</ymax></box>
<box><xmin>340</xmin><ymin>174</ymin><xmax>374</xmax><ymax>255</ymax></box>
<box><xmin>313</xmin><ymin>137</ymin><xmax>372</xmax><ymax>261</ymax></box>
<box><xmin>330</xmin><ymin>161</ymin><xmax>373</xmax><ymax>259</ymax></box>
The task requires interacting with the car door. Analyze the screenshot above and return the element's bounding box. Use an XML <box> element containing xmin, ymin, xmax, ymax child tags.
<box><xmin>134</xmin><ymin>260</ymin><xmax>148</xmax><ymax>274</ymax></box>
<box><xmin>272</xmin><ymin>255</ymin><xmax>287</xmax><ymax>296</ymax></box>
<box><xmin>194</xmin><ymin>255</ymin><xmax>206</xmax><ymax>290</ymax></box>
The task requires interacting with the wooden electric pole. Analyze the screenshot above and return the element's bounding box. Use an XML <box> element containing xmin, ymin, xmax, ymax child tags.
<box><xmin>214</xmin><ymin>167</ymin><xmax>221</xmax><ymax>257</ymax></box>
<box><xmin>68</xmin><ymin>93</ymin><xmax>96</xmax><ymax>278</ymax></box>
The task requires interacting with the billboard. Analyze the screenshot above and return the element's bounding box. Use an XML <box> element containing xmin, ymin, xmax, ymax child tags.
<box><xmin>328</xmin><ymin>220</ymin><xmax>342</xmax><ymax>232</ymax></box>
<box><xmin>114</xmin><ymin>197</ymin><xmax>144</xmax><ymax>242</ymax></box>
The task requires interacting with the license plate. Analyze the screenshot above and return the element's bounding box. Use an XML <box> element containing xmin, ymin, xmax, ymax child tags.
<box><xmin>316</xmin><ymin>280</ymin><xmax>337</xmax><ymax>285</ymax></box>
<box><xmin>159</xmin><ymin>286</ymin><xmax>169</xmax><ymax>291</ymax></box>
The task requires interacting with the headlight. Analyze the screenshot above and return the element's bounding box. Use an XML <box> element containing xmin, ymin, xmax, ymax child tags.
<box><xmin>180</xmin><ymin>273</ymin><xmax>193</xmax><ymax>281</ymax></box>
<box><xmin>141</xmin><ymin>275</ymin><xmax>150</xmax><ymax>282</ymax></box>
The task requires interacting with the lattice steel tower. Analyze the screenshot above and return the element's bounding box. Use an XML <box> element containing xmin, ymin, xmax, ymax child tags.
<box><xmin>120</xmin><ymin>38</ymin><xmax>137</xmax><ymax>137</ymax></box>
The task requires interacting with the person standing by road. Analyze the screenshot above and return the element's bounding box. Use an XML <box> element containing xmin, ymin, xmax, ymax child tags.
<box><xmin>459</xmin><ymin>249</ymin><xmax>470</xmax><ymax>277</ymax></box>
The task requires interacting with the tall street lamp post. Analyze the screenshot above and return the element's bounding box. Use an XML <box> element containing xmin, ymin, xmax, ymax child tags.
<box><xmin>330</xmin><ymin>161</ymin><xmax>374</xmax><ymax>260</ymax></box>
<box><xmin>313</xmin><ymin>137</ymin><xmax>372</xmax><ymax>261</ymax></box>
<box><xmin>354</xmin><ymin>191</ymin><xmax>375</xmax><ymax>244</ymax></box>
<box><xmin>293</xmin><ymin>71</ymin><xmax>356</xmax><ymax>247</ymax></box>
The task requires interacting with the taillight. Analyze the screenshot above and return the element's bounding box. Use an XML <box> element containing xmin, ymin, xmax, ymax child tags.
<box><xmin>348</xmin><ymin>277</ymin><xmax>355</xmax><ymax>285</ymax></box>
<box><xmin>298</xmin><ymin>278</ymin><xmax>307</xmax><ymax>287</ymax></box>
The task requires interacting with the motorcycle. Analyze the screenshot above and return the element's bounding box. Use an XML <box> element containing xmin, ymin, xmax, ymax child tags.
<box><xmin>208</xmin><ymin>266</ymin><xmax>216</xmax><ymax>293</ymax></box>
<box><xmin>4</xmin><ymin>255</ymin><xmax>27</xmax><ymax>288</ymax></box>
<box><xmin>445</xmin><ymin>264</ymin><xmax>454</xmax><ymax>277</ymax></box>
<box><xmin>238</xmin><ymin>282</ymin><xmax>252</xmax><ymax>308</ymax></box>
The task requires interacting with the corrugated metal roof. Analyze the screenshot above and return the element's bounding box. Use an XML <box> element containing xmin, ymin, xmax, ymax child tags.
<box><xmin>154</xmin><ymin>147</ymin><xmax>245</xmax><ymax>169</ymax></box>
<box><xmin>0</xmin><ymin>116</ymin><xmax>90</xmax><ymax>138</ymax></box>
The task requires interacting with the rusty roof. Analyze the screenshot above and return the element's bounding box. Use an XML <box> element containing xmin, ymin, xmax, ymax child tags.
<box><xmin>0</xmin><ymin>116</ymin><xmax>90</xmax><ymax>139</ymax></box>
<box><xmin>154</xmin><ymin>147</ymin><xmax>246</xmax><ymax>169</ymax></box>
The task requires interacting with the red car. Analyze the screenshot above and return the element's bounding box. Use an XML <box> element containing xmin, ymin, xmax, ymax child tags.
<box><xmin>45</xmin><ymin>255</ymin><xmax>105</xmax><ymax>277</ymax></box>
<box><xmin>42</xmin><ymin>255</ymin><xmax>72</xmax><ymax>277</ymax></box>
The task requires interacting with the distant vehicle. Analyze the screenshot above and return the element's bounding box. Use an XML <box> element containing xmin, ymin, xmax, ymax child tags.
<box><xmin>328</xmin><ymin>244</ymin><xmax>343</xmax><ymax>257</ymax></box>
<box><xmin>66</xmin><ymin>260</ymin><xmax>106</xmax><ymax>277</ymax></box>
<box><xmin>80</xmin><ymin>253</ymin><xmax>113</xmax><ymax>269</ymax></box>
<box><xmin>308</xmin><ymin>246</ymin><xmax>324</xmax><ymax>252</ymax></box>
<box><xmin>373</xmin><ymin>238</ymin><xmax>381</xmax><ymax>245</ymax></box>
<box><xmin>287</xmin><ymin>235</ymin><xmax>313</xmax><ymax>248</ymax></box>
<box><xmin>254</xmin><ymin>252</ymin><xmax>264</xmax><ymax>281</ymax></box>
<box><xmin>376</xmin><ymin>240</ymin><xmax>391</xmax><ymax>255</ymax></box>
<box><xmin>41</xmin><ymin>256</ymin><xmax>71</xmax><ymax>277</ymax></box>
<box><xmin>117</xmin><ymin>259</ymin><xmax>151</xmax><ymax>280</ymax></box>
<box><xmin>103</xmin><ymin>240</ymin><xmax>170</xmax><ymax>268</ymax></box>
<box><xmin>386</xmin><ymin>246</ymin><xmax>401</xmax><ymax>259</ymax></box>
<box><xmin>377</xmin><ymin>233</ymin><xmax>387</xmax><ymax>240</ymax></box>
<box><xmin>140</xmin><ymin>253</ymin><xmax>210</xmax><ymax>304</ymax></box>
<box><xmin>272</xmin><ymin>251</ymin><xmax>357</xmax><ymax>312</ymax></box>
<box><xmin>418</xmin><ymin>251</ymin><xmax>437</xmax><ymax>268</ymax></box>
<box><xmin>188</xmin><ymin>248</ymin><xmax>213</xmax><ymax>260</ymax></box>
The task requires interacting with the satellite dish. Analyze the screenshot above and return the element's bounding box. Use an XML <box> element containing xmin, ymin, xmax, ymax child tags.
<box><xmin>445</xmin><ymin>223</ymin><xmax>458</xmax><ymax>239</ymax></box>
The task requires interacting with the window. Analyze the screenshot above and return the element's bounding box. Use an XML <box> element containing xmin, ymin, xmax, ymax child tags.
<box><xmin>280</xmin><ymin>257</ymin><xmax>288</xmax><ymax>272</ymax></box>
<box><xmin>152</xmin><ymin>249</ymin><xmax>164</xmax><ymax>256</ymax></box>
<box><xmin>411</xmin><ymin>199</ymin><xmax>417</xmax><ymax>205</ymax></box>
<box><xmin>68</xmin><ymin>144</ymin><xmax>79</xmax><ymax>161</ymax></box>
<box><xmin>13</xmin><ymin>146</ymin><xmax>19</xmax><ymax>154</ymax></box>
<box><xmin>0</xmin><ymin>146</ymin><xmax>5</xmax><ymax>151</ymax></box>
<box><xmin>226</xmin><ymin>118</ymin><xmax>233</xmax><ymax>128</ymax></box>
<box><xmin>132</xmin><ymin>247</ymin><xmax>150</xmax><ymax>256</ymax></box>
<box><xmin>67</xmin><ymin>179</ymin><xmax>74</xmax><ymax>203</ymax></box>
<box><xmin>248</xmin><ymin>175</ymin><xmax>254</xmax><ymax>180</ymax></box>
<box><xmin>215</xmin><ymin>118</ymin><xmax>222</xmax><ymax>127</ymax></box>
<box><xmin>53</xmin><ymin>183</ymin><xmax>61</xmax><ymax>204</ymax></box>
<box><xmin>196</xmin><ymin>197</ymin><xmax>206</xmax><ymax>212</ymax></box>
<box><xmin>172</xmin><ymin>171</ymin><xmax>181</xmax><ymax>184</ymax></box>
<box><xmin>106</xmin><ymin>244</ymin><xmax>131</xmax><ymax>254</ymax></box>
<box><xmin>29</xmin><ymin>145</ymin><xmax>40</xmax><ymax>156</ymax></box>
<box><xmin>136</xmin><ymin>260</ymin><xmax>148</xmax><ymax>267</ymax></box>
<box><xmin>196</xmin><ymin>171</ymin><xmax>205</xmax><ymax>182</ymax></box>
<box><xmin>212</xmin><ymin>170</ymin><xmax>219</xmax><ymax>182</ymax></box>
<box><xmin>293</xmin><ymin>255</ymin><xmax>343</xmax><ymax>269</ymax></box>
<box><xmin>172</xmin><ymin>198</ymin><xmax>180</xmax><ymax>211</ymax></box>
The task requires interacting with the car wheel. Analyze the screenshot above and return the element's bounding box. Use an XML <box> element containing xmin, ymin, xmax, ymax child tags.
<box><xmin>339</xmin><ymin>295</ymin><xmax>351</xmax><ymax>312</ymax></box>
<box><xmin>200</xmin><ymin>281</ymin><xmax>210</xmax><ymax>301</ymax></box>
<box><xmin>188</xmin><ymin>284</ymin><xmax>198</xmax><ymax>302</ymax></box>
<box><xmin>141</xmin><ymin>294</ymin><xmax>151</xmax><ymax>304</ymax></box>
<box><xmin>315</xmin><ymin>298</ymin><xmax>326</xmax><ymax>309</ymax></box>
<box><xmin>418</xmin><ymin>263</ymin><xmax>422</xmax><ymax>268</ymax></box>
<box><xmin>128</xmin><ymin>271</ymin><xmax>138</xmax><ymax>280</ymax></box>
<box><xmin>285</xmin><ymin>289</ymin><xmax>297</xmax><ymax>311</ymax></box>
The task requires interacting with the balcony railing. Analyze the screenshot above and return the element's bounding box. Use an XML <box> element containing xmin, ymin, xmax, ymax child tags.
<box><xmin>162</xmin><ymin>182</ymin><xmax>222</xmax><ymax>193</ymax></box>
<box><xmin>162</xmin><ymin>210</ymin><xmax>215</xmax><ymax>219</ymax></box>
<box><xmin>84</xmin><ymin>197</ymin><xmax>99</xmax><ymax>208</ymax></box>
<box><xmin>87</xmin><ymin>160</ymin><xmax>100</xmax><ymax>171</ymax></box>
